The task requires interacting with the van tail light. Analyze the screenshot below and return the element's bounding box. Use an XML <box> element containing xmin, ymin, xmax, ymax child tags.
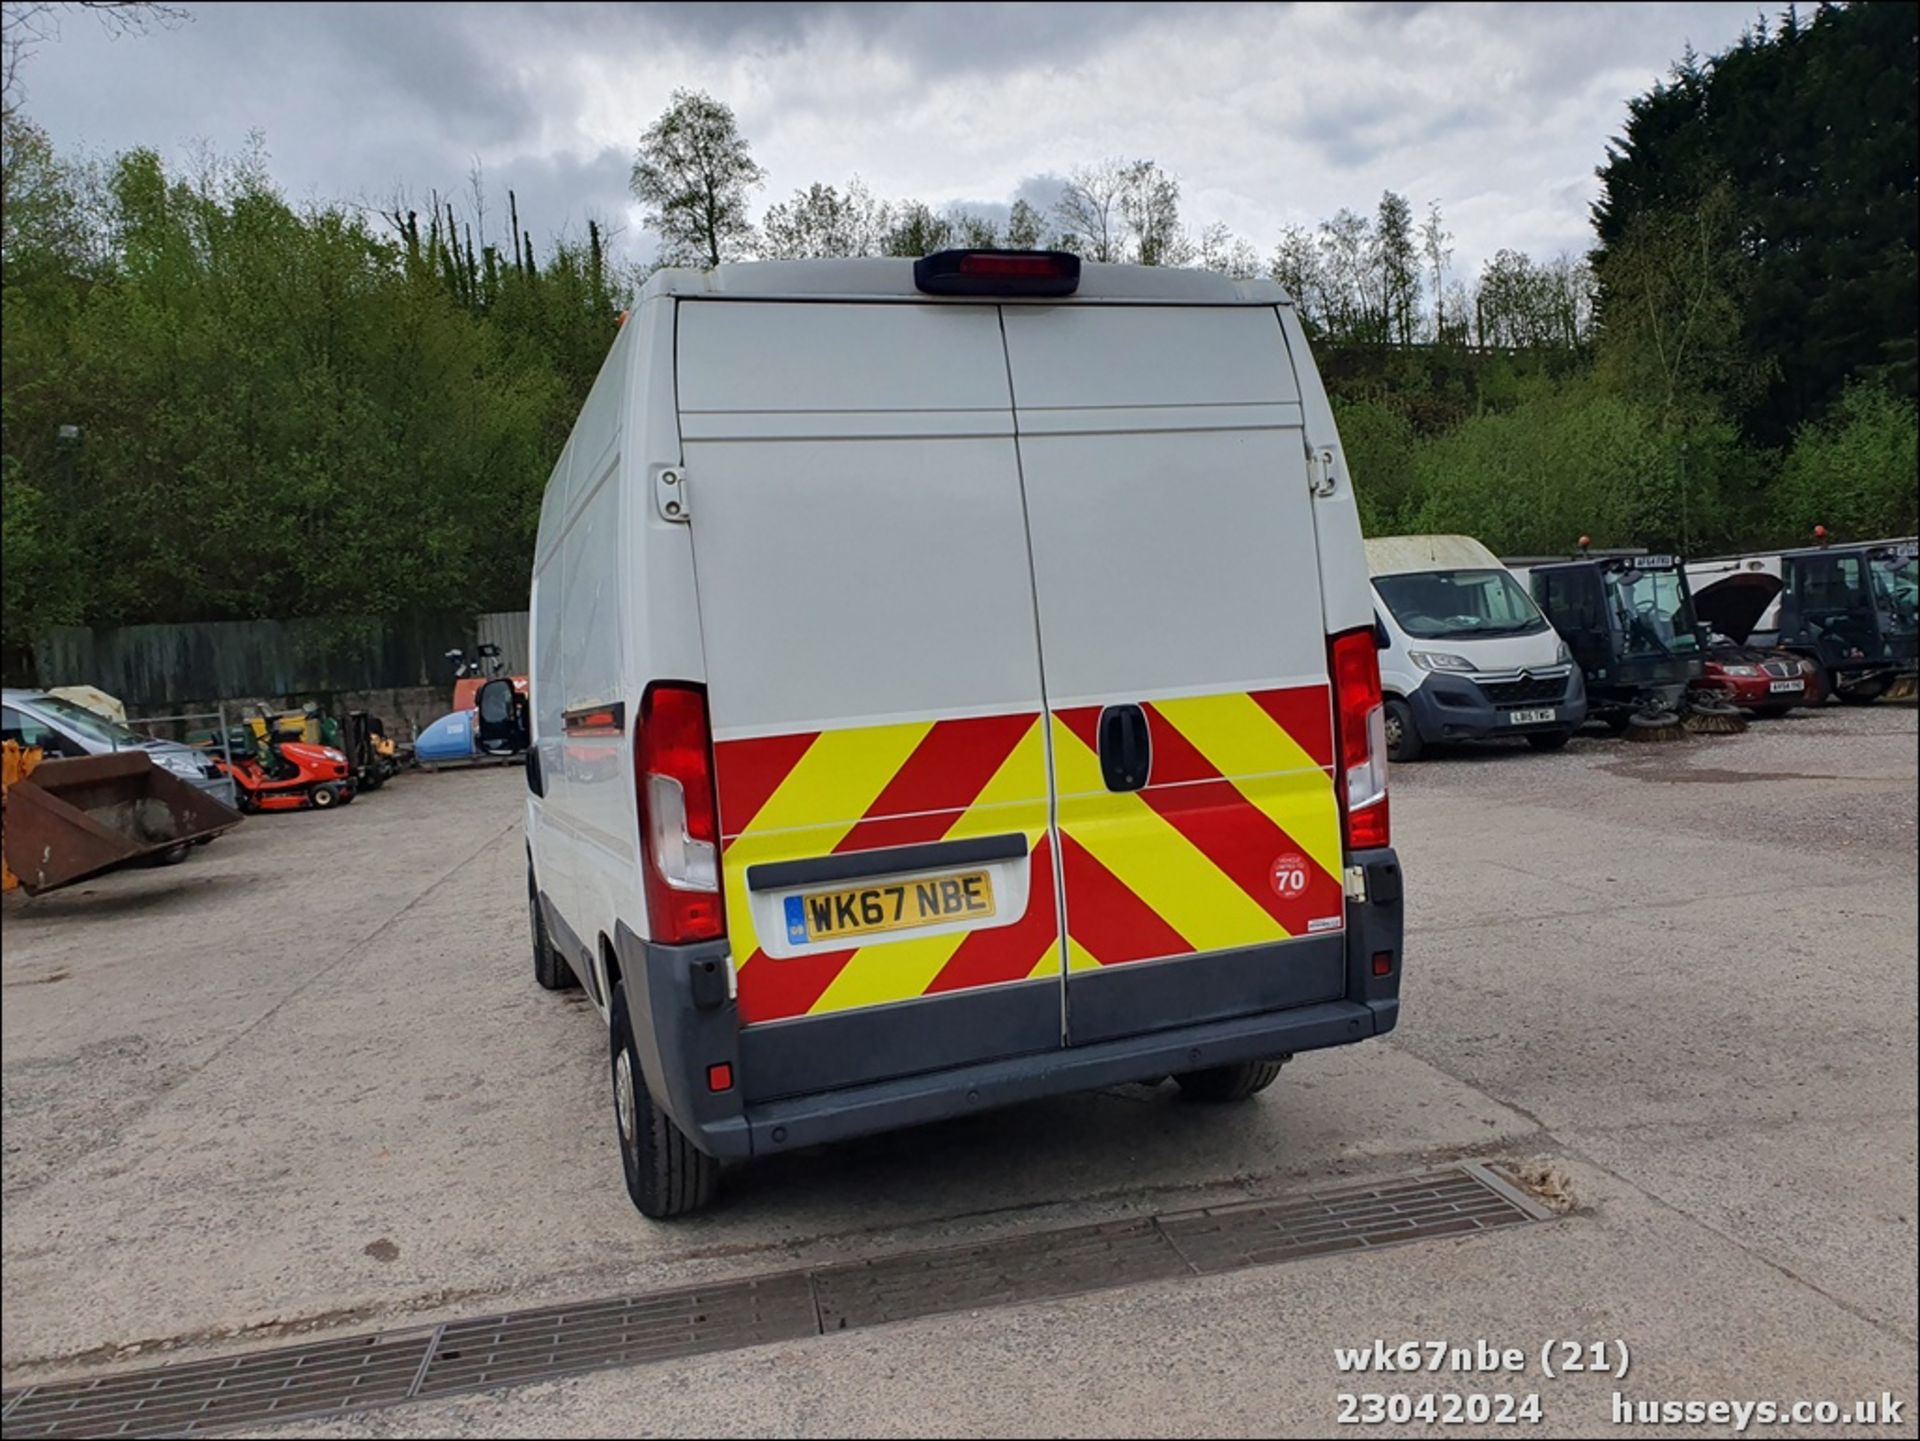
<box><xmin>1329</xmin><ymin>627</ymin><xmax>1390</xmax><ymax>851</ymax></box>
<box><xmin>636</xmin><ymin>683</ymin><xmax>725</xmax><ymax>945</ymax></box>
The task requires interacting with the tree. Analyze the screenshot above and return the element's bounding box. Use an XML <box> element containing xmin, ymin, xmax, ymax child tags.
<box><xmin>1005</xmin><ymin>198</ymin><xmax>1045</xmax><ymax>249</ymax></box>
<box><xmin>880</xmin><ymin>201</ymin><xmax>952</xmax><ymax>258</ymax></box>
<box><xmin>1419</xmin><ymin>201</ymin><xmax>1453</xmax><ymax>343</ymax></box>
<box><xmin>1119</xmin><ymin>160</ymin><xmax>1187</xmax><ymax>266</ymax></box>
<box><xmin>1052</xmin><ymin>158</ymin><xmax>1129</xmax><ymax>262</ymax></box>
<box><xmin>1269</xmin><ymin>224</ymin><xmax>1325</xmax><ymax>333</ymax></box>
<box><xmin>1592</xmin><ymin>3</ymin><xmax>1918</xmax><ymax>443</ymax></box>
<box><xmin>949</xmin><ymin>209</ymin><xmax>999</xmax><ymax>249</ymax></box>
<box><xmin>757</xmin><ymin>178</ymin><xmax>889</xmax><ymax>259</ymax></box>
<box><xmin>1592</xmin><ymin>185</ymin><xmax>1754</xmax><ymax>415</ymax></box>
<box><xmin>1374</xmin><ymin>190</ymin><xmax>1420</xmax><ymax>346</ymax></box>
<box><xmin>1197</xmin><ymin>221</ymin><xmax>1260</xmax><ymax>279</ymax></box>
<box><xmin>1317</xmin><ymin>208</ymin><xmax>1378</xmax><ymax>344</ymax></box>
<box><xmin>1768</xmin><ymin>384</ymin><xmax>1920</xmax><ymax>540</ymax></box>
<box><xmin>629</xmin><ymin>89</ymin><xmax>763</xmax><ymax>268</ymax></box>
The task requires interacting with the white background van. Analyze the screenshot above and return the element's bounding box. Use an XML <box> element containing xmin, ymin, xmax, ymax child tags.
<box><xmin>526</xmin><ymin>251</ymin><xmax>1404</xmax><ymax>1217</ymax></box>
<box><xmin>1368</xmin><ymin>535</ymin><xmax>1586</xmax><ymax>761</ymax></box>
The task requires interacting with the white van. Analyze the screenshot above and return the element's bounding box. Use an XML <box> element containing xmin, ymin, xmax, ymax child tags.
<box><xmin>527</xmin><ymin>251</ymin><xmax>1403</xmax><ymax>1217</ymax></box>
<box><xmin>1367</xmin><ymin>535</ymin><xmax>1586</xmax><ymax>761</ymax></box>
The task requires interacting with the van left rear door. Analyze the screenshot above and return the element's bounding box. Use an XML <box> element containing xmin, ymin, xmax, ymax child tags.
<box><xmin>676</xmin><ymin>300</ymin><xmax>1064</xmax><ymax>1101</ymax></box>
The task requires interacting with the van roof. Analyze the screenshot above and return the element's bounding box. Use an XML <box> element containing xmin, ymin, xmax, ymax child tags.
<box><xmin>1365</xmin><ymin>534</ymin><xmax>1505</xmax><ymax>577</ymax></box>
<box><xmin>641</xmin><ymin>258</ymin><xmax>1290</xmax><ymax>307</ymax></box>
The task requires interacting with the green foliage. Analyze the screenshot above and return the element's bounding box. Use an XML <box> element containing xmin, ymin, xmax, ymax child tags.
<box><xmin>1768</xmin><ymin>384</ymin><xmax>1920</xmax><ymax>541</ymax></box>
<box><xmin>1</xmin><ymin>130</ymin><xmax>622</xmax><ymax>641</ymax></box>
<box><xmin>1593</xmin><ymin>2</ymin><xmax>1918</xmax><ymax>444</ymax></box>
<box><xmin>1331</xmin><ymin>396</ymin><xmax>1418</xmax><ymax>536</ymax></box>
<box><xmin>1397</xmin><ymin>375</ymin><xmax>1750</xmax><ymax>556</ymax></box>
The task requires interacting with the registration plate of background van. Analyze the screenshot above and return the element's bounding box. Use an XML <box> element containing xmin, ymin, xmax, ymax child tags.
<box><xmin>1509</xmin><ymin>707</ymin><xmax>1557</xmax><ymax>725</ymax></box>
<box><xmin>785</xmin><ymin>871</ymin><xmax>996</xmax><ymax>944</ymax></box>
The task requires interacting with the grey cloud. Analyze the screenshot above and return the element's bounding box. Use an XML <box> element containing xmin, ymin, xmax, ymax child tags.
<box><xmin>537</xmin><ymin>1</ymin><xmax>1215</xmax><ymax>78</ymax></box>
<box><xmin>16</xmin><ymin>1</ymin><xmax>1766</xmax><ymax>284</ymax></box>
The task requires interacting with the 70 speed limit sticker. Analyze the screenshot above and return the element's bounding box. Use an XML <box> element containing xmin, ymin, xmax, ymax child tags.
<box><xmin>1269</xmin><ymin>852</ymin><xmax>1309</xmax><ymax>898</ymax></box>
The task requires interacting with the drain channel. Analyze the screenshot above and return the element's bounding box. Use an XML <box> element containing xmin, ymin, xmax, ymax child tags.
<box><xmin>1</xmin><ymin>1164</ymin><xmax>1551</xmax><ymax>1438</ymax></box>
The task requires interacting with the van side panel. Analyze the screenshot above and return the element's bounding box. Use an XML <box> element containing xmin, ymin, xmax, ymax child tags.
<box><xmin>529</xmin><ymin>299</ymin><xmax>704</xmax><ymax>994</ymax></box>
<box><xmin>529</xmin><ymin>437</ymin><xmax>574</xmax><ymax>929</ymax></box>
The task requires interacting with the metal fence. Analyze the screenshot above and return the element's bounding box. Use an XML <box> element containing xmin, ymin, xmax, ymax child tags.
<box><xmin>26</xmin><ymin>611</ymin><xmax>531</xmax><ymax>711</ymax></box>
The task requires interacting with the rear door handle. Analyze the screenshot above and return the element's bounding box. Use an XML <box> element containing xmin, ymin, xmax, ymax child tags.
<box><xmin>1097</xmin><ymin>703</ymin><xmax>1151</xmax><ymax>792</ymax></box>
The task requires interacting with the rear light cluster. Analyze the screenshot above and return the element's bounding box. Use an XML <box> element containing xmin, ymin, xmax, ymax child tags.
<box><xmin>1329</xmin><ymin>627</ymin><xmax>1390</xmax><ymax>850</ymax></box>
<box><xmin>636</xmin><ymin>683</ymin><xmax>726</xmax><ymax>945</ymax></box>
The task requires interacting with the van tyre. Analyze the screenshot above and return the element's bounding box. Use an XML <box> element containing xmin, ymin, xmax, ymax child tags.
<box><xmin>1383</xmin><ymin>697</ymin><xmax>1423</xmax><ymax>763</ymax></box>
<box><xmin>528</xmin><ymin>865</ymin><xmax>577</xmax><ymax>991</ymax></box>
<box><xmin>1526</xmin><ymin>729</ymin><xmax>1571</xmax><ymax>752</ymax></box>
<box><xmin>610</xmin><ymin>981</ymin><xmax>718</xmax><ymax>1219</ymax></box>
<box><xmin>1175</xmin><ymin>1056</ymin><xmax>1288</xmax><ymax>1102</ymax></box>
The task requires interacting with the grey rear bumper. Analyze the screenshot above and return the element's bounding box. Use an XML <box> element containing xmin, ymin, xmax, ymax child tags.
<box><xmin>615</xmin><ymin>846</ymin><xmax>1405</xmax><ymax>1161</ymax></box>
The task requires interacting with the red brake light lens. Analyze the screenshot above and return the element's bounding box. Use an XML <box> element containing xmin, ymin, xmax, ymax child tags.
<box><xmin>1329</xmin><ymin>627</ymin><xmax>1390</xmax><ymax>851</ymax></box>
<box><xmin>636</xmin><ymin>683</ymin><xmax>725</xmax><ymax>945</ymax></box>
<box><xmin>914</xmin><ymin>249</ymin><xmax>1081</xmax><ymax>297</ymax></box>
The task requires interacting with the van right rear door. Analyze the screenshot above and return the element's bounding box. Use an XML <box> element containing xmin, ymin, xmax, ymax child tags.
<box><xmin>1002</xmin><ymin>304</ymin><xmax>1349</xmax><ymax>1045</ymax></box>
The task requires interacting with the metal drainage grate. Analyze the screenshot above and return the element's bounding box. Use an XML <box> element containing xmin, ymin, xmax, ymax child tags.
<box><xmin>412</xmin><ymin>1274</ymin><xmax>817</xmax><ymax>1399</ymax></box>
<box><xmin>812</xmin><ymin>1216</ymin><xmax>1191</xmax><ymax>1331</ymax></box>
<box><xmin>0</xmin><ymin>1328</ymin><xmax>435</xmax><ymax>1439</ymax></box>
<box><xmin>1158</xmin><ymin>1164</ymin><xmax>1544</xmax><ymax>1272</ymax></box>
<box><xmin>0</xmin><ymin>1164</ymin><xmax>1551</xmax><ymax>1439</ymax></box>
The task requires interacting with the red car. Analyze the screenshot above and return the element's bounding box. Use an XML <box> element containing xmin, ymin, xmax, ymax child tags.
<box><xmin>1697</xmin><ymin>644</ymin><xmax>1818</xmax><ymax>716</ymax></box>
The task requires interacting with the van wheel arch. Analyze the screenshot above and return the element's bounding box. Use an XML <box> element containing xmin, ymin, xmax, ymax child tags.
<box><xmin>600</xmin><ymin>935</ymin><xmax>622</xmax><ymax>1009</ymax></box>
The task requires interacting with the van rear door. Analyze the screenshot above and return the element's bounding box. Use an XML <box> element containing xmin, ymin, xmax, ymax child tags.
<box><xmin>676</xmin><ymin>301</ymin><xmax>1062</xmax><ymax>1099</ymax></box>
<box><xmin>1001</xmin><ymin>305</ymin><xmax>1347</xmax><ymax>1045</ymax></box>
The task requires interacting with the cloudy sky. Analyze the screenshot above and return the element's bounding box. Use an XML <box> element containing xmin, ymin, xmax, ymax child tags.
<box><xmin>17</xmin><ymin>1</ymin><xmax>1762</xmax><ymax>276</ymax></box>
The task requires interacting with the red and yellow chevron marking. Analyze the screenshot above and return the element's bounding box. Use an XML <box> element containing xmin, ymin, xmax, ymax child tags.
<box><xmin>716</xmin><ymin>712</ymin><xmax>1055</xmax><ymax>1024</ymax></box>
<box><xmin>1051</xmin><ymin>685</ymin><xmax>1342</xmax><ymax>968</ymax></box>
<box><xmin>712</xmin><ymin>683</ymin><xmax>1340</xmax><ymax>1025</ymax></box>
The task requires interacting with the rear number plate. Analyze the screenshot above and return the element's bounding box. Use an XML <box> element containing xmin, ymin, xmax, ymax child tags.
<box><xmin>1509</xmin><ymin>707</ymin><xmax>1557</xmax><ymax>725</ymax></box>
<box><xmin>786</xmin><ymin>870</ymin><xmax>995</xmax><ymax>944</ymax></box>
<box><xmin>1769</xmin><ymin>679</ymin><xmax>1804</xmax><ymax>693</ymax></box>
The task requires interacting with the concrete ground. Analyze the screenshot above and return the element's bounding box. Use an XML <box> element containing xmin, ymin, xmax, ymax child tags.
<box><xmin>2</xmin><ymin>705</ymin><xmax>1914</xmax><ymax>1437</ymax></box>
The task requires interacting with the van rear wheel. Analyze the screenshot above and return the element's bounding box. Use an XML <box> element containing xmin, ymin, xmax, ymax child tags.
<box><xmin>610</xmin><ymin>982</ymin><xmax>718</xmax><ymax>1219</ymax></box>
<box><xmin>1175</xmin><ymin>1056</ymin><xmax>1289</xmax><ymax>1102</ymax></box>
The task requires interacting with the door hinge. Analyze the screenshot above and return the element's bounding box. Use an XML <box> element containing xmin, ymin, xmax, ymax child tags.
<box><xmin>1343</xmin><ymin>864</ymin><xmax>1368</xmax><ymax>902</ymax></box>
<box><xmin>654</xmin><ymin>465</ymin><xmax>690</xmax><ymax>522</ymax></box>
<box><xmin>1308</xmin><ymin>445</ymin><xmax>1339</xmax><ymax>498</ymax></box>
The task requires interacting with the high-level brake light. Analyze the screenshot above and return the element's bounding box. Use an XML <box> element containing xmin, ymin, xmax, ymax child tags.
<box><xmin>913</xmin><ymin>249</ymin><xmax>1081</xmax><ymax>297</ymax></box>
